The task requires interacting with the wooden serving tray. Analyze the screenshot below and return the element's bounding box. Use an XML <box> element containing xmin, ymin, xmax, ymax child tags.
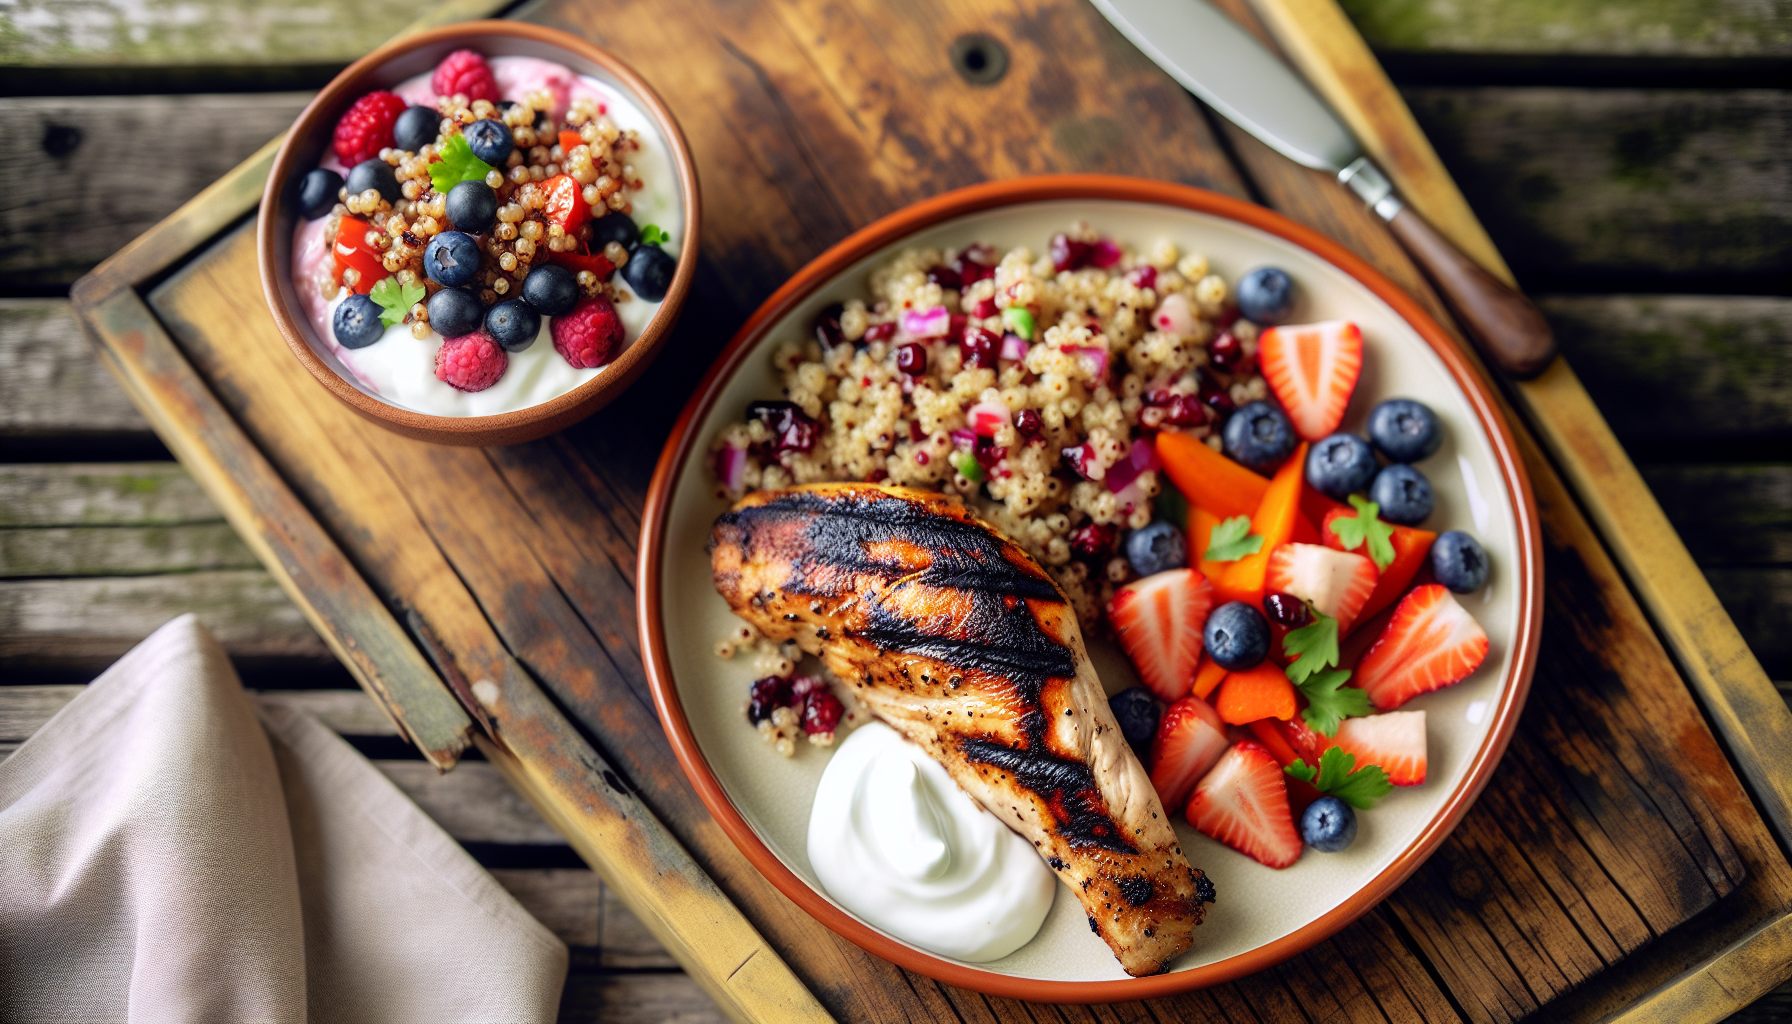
<box><xmin>69</xmin><ymin>0</ymin><xmax>1792</xmax><ymax>1019</ymax></box>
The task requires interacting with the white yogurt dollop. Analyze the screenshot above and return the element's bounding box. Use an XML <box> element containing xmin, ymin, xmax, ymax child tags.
<box><xmin>808</xmin><ymin>722</ymin><xmax>1055</xmax><ymax>962</ymax></box>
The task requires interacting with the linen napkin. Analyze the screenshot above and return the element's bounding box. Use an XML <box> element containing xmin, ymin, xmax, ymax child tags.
<box><xmin>0</xmin><ymin>614</ymin><xmax>568</xmax><ymax>1023</ymax></box>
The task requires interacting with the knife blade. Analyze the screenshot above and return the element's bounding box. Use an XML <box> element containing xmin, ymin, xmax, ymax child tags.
<box><xmin>1092</xmin><ymin>0</ymin><xmax>1557</xmax><ymax>378</ymax></box>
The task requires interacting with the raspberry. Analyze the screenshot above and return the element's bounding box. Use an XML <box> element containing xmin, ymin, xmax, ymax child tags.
<box><xmin>434</xmin><ymin>332</ymin><xmax>508</xmax><ymax>392</ymax></box>
<box><xmin>332</xmin><ymin>90</ymin><xmax>409</xmax><ymax>167</ymax></box>
<box><xmin>432</xmin><ymin>50</ymin><xmax>498</xmax><ymax>103</ymax></box>
<box><xmin>551</xmin><ymin>296</ymin><xmax>623</xmax><ymax>369</ymax></box>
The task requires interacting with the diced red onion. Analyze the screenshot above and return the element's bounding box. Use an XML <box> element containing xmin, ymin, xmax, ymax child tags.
<box><xmin>717</xmin><ymin>446</ymin><xmax>747</xmax><ymax>491</ymax></box>
<box><xmin>1105</xmin><ymin>438</ymin><xmax>1162</xmax><ymax>493</ymax></box>
<box><xmin>1000</xmin><ymin>333</ymin><xmax>1030</xmax><ymax>362</ymax></box>
<box><xmin>901</xmin><ymin>306</ymin><xmax>951</xmax><ymax>339</ymax></box>
<box><xmin>1152</xmin><ymin>293</ymin><xmax>1197</xmax><ymax>336</ymax></box>
<box><xmin>1092</xmin><ymin>238</ymin><xmax>1123</xmax><ymax>268</ymax></box>
<box><xmin>950</xmin><ymin>428</ymin><xmax>977</xmax><ymax>451</ymax></box>
<box><xmin>1068</xmin><ymin>346</ymin><xmax>1109</xmax><ymax>379</ymax></box>
<box><xmin>968</xmin><ymin>400</ymin><xmax>1010</xmax><ymax>436</ymax></box>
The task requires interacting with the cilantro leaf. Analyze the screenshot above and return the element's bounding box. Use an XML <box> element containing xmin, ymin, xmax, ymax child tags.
<box><xmin>1294</xmin><ymin>666</ymin><xmax>1371</xmax><ymax>736</ymax></box>
<box><xmin>1328</xmin><ymin>494</ymin><xmax>1396</xmax><ymax>570</ymax></box>
<box><xmin>1286</xmin><ymin>747</ymin><xmax>1393</xmax><ymax>809</ymax></box>
<box><xmin>639</xmin><ymin>223</ymin><xmax>671</xmax><ymax>246</ymax></box>
<box><xmin>1282</xmin><ymin>611</ymin><xmax>1340</xmax><ymax>684</ymax></box>
<box><xmin>428</xmin><ymin>133</ymin><xmax>494</xmax><ymax>194</ymax></box>
<box><xmin>1204</xmin><ymin>515</ymin><xmax>1263</xmax><ymax>562</ymax></box>
<box><xmin>1153</xmin><ymin>481</ymin><xmax>1188</xmax><ymax>532</ymax></box>
<box><xmin>369</xmin><ymin>277</ymin><xmax>426</xmax><ymax>327</ymax></box>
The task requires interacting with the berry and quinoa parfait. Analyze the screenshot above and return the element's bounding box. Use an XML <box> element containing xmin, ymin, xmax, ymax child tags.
<box><xmin>290</xmin><ymin>48</ymin><xmax>682</xmax><ymax>416</ymax></box>
<box><xmin>707</xmin><ymin>224</ymin><xmax>1273</xmax><ymax>629</ymax></box>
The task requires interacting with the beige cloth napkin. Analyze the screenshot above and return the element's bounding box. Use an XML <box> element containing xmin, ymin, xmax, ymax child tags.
<box><xmin>0</xmin><ymin>614</ymin><xmax>568</xmax><ymax>1022</ymax></box>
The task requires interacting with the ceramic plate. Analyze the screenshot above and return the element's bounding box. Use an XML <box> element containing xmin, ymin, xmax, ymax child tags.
<box><xmin>639</xmin><ymin>177</ymin><xmax>1541</xmax><ymax>1001</ymax></box>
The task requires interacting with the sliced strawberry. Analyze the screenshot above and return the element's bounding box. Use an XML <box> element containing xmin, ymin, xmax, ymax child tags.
<box><xmin>1148</xmin><ymin>696</ymin><xmax>1230</xmax><ymax>811</ymax></box>
<box><xmin>1277</xmin><ymin>715</ymin><xmax>1327</xmax><ymax>764</ymax></box>
<box><xmin>1187</xmin><ymin>741</ymin><xmax>1302</xmax><ymax>868</ymax></box>
<box><xmin>1257</xmin><ymin>320</ymin><xmax>1364</xmax><ymax>441</ymax></box>
<box><xmin>1328</xmin><ymin>710</ymin><xmax>1428</xmax><ymax>785</ymax></box>
<box><xmin>1107</xmin><ymin>569</ymin><xmax>1214</xmax><ymax>702</ymax></box>
<box><xmin>1265</xmin><ymin>542</ymin><xmax>1378</xmax><ymax>630</ymax></box>
<box><xmin>1355</xmin><ymin>584</ymin><xmax>1490</xmax><ymax>710</ymax></box>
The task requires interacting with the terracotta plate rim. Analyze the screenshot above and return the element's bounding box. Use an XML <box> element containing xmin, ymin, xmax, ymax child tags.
<box><xmin>638</xmin><ymin>175</ymin><xmax>1543</xmax><ymax>1002</ymax></box>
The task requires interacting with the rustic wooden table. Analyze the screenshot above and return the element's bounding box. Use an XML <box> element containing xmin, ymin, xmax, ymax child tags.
<box><xmin>4</xmin><ymin>0</ymin><xmax>1789</xmax><ymax>1021</ymax></box>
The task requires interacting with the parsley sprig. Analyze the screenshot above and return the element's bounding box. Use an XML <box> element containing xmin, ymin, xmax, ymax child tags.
<box><xmin>638</xmin><ymin>223</ymin><xmax>671</xmax><ymax>246</ymax></box>
<box><xmin>1286</xmin><ymin>747</ymin><xmax>1393</xmax><ymax>809</ymax></box>
<box><xmin>1204</xmin><ymin>515</ymin><xmax>1263</xmax><ymax>562</ymax></box>
<box><xmin>1328</xmin><ymin>494</ymin><xmax>1396</xmax><ymax>570</ymax></box>
<box><xmin>1282</xmin><ymin>610</ymin><xmax>1369</xmax><ymax>735</ymax></box>
<box><xmin>369</xmin><ymin>277</ymin><xmax>426</xmax><ymax>327</ymax></box>
<box><xmin>1282</xmin><ymin>611</ymin><xmax>1340</xmax><ymax>684</ymax></box>
<box><xmin>428</xmin><ymin>133</ymin><xmax>494</xmax><ymax>194</ymax></box>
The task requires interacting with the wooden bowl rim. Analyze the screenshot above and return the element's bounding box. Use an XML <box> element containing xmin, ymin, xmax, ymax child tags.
<box><xmin>256</xmin><ymin>20</ymin><xmax>700</xmax><ymax>447</ymax></box>
<box><xmin>637</xmin><ymin>175</ymin><xmax>1543</xmax><ymax>1002</ymax></box>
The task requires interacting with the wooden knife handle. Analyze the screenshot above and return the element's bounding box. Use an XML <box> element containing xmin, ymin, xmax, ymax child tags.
<box><xmin>1383</xmin><ymin>203</ymin><xmax>1557</xmax><ymax>378</ymax></box>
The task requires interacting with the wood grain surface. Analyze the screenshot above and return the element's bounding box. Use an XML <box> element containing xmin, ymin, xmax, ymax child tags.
<box><xmin>65</xmin><ymin>0</ymin><xmax>1787</xmax><ymax>1019</ymax></box>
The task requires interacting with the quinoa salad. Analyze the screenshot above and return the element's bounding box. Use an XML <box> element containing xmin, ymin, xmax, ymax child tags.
<box><xmin>708</xmin><ymin>223</ymin><xmax>1272</xmax><ymax>629</ymax></box>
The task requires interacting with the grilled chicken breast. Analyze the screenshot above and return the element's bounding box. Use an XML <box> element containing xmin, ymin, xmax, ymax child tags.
<box><xmin>710</xmin><ymin>483</ymin><xmax>1211</xmax><ymax>976</ymax></box>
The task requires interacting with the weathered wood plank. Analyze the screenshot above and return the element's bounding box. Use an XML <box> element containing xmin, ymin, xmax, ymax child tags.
<box><xmin>1</xmin><ymin>97</ymin><xmax>309</xmax><ymax>285</ymax></box>
<box><xmin>0</xmin><ymin>299</ymin><xmax>151</xmax><ymax>436</ymax></box>
<box><xmin>0</xmin><ymin>462</ymin><xmax>219</xmax><ymax>527</ymax></box>
<box><xmin>1704</xmin><ymin>567</ymin><xmax>1792</xmax><ymax>679</ymax></box>
<box><xmin>1406</xmin><ymin>88</ymin><xmax>1792</xmax><ymax>287</ymax></box>
<box><xmin>0</xmin><ymin>570</ymin><xmax>327</xmax><ymax>667</ymax></box>
<box><xmin>558</xmin><ymin>971</ymin><xmax>730</xmax><ymax>1024</ymax></box>
<box><xmin>599</xmin><ymin>884</ymin><xmax>680</xmax><ymax>970</ymax></box>
<box><xmin>0</xmin><ymin>523</ymin><xmax>257</xmax><ymax>577</ymax></box>
<box><xmin>1641</xmin><ymin>465</ymin><xmax>1792</xmax><ymax>565</ymax></box>
<box><xmin>0</xmin><ymin>0</ymin><xmax>433</xmax><ymax>68</ymax></box>
<box><xmin>378</xmin><ymin>760</ymin><xmax>566</xmax><ymax>845</ymax></box>
<box><xmin>257</xmin><ymin>688</ymin><xmax>402</xmax><ymax>737</ymax></box>
<box><xmin>1340</xmin><ymin>0</ymin><xmax>1792</xmax><ymax>57</ymax></box>
<box><xmin>1542</xmin><ymin>295</ymin><xmax>1792</xmax><ymax>449</ymax></box>
<box><xmin>491</xmin><ymin>868</ymin><xmax>602</xmax><ymax>948</ymax></box>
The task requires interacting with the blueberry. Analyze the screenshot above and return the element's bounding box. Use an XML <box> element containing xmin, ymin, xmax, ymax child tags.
<box><xmin>1371</xmin><ymin>464</ymin><xmax>1433</xmax><ymax>525</ymax></box>
<box><xmin>623</xmin><ymin>245</ymin><xmax>677</xmax><ymax>301</ymax></box>
<box><xmin>298</xmin><ymin>168</ymin><xmax>343</xmax><ymax>220</ymax></box>
<box><xmin>1125</xmin><ymin>521</ymin><xmax>1188</xmax><ymax>577</ymax></box>
<box><xmin>393</xmin><ymin>105</ymin><xmax>439</xmax><ymax>153</ymax></box>
<box><xmin>463</xmin><ymin>118</ymin><xmax>514</xmax><ymax>166</ymax></box>
<box><xmin>1368</xmin><ymin>399</ymin><xmax>1442</xmax><ymax>463</ymax></box>
<box><xmin>1109</xmin><ymin>686</ymin><xmax>1160</xmax><ymax>757</ymax></box>
<box><xmin>1301</xmin><ymin>796</ymin><xmax>1357</xmax><ymax>852</ymax></box>
<box><xmin>1432</xmin><ymin>531</ymin><xmax>1490</xmax><ymax>593</ymax></box>
<box><xmin>485</xmin><ymin>298</ymin><xmax>541</xmax><ymax>352</ymax></box>
<box><xmin>1222</xmin><ymin>401</ymin><xmax>1297</xmax><ymax>471</ymax></box>
<box><xmin>1306</xmin><ymin>433</ymin><xmax>1379</xmax><ymax>500</ymax></box>
<box><xmin>423</xmin><ymin>231</ymin><xmax>481</xmax><ymax>287</ymax></box>
<box><xmin>446</xmin><ymin>179</ymin><xmax>497</xmax><ymax>234</ymax></box>
<box><xmin>1204</xmin><ymin>601</ymin><xmax>1270</xmax><ymax>671</ymax></box>
<box><xmin>345</xmin><ymin>158</ymin><xmax>399</xmax><ymax>203</ymax></box>
<box><xmin>332</xmin><ymin>294</ymin><xmax>384</xmax><ymax>349</ymax></box>
<box><xmin>518</xmin><ymin>263</ymin><xmax>578</xmax><ymax>316</ymax></box>
<box><xmin>590</xmin><ymin>212</ymin><xmax>638</xmax><ymax>250</ymax></box>
<box><xmin>1236</xmin><ymin>266</ymin><xmax>1295</xmax><ymax>325</ymax></box>
<box><xmin>426</xmin><ymin>287</ymin><xmax>483</xmax><ymax>338</ymax></box>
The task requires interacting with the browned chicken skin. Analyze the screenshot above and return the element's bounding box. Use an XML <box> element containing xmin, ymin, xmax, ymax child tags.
<box><xmin>710</xmin><ymin>483</ymin><xmax>1211</xmax><ymax>976</ymax></box>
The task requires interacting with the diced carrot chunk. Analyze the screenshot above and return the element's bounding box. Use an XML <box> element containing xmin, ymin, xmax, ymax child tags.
<box><xmin>1321</xmin><ymin>507</ymin><xmax>1437</xmax><ymax>633</ymax></box>
<box><xmin>1192</xmin><ymin>655</ymin><xmax>1228</xmax><ymax>701</ymax></box>
<box><xmin>1189</xmin><ymin>506</ymin><xmax>1229</xmax><ymax>581</ymax></box>
<box><xmin>559</xmin><ymin>130</ymin><xmax>585</xmax><ymax>154</ymax></box>
<box><xmin>1215</xmin><ymin>661</ymin><xmax>1297</xmax><ymax>725</ymax></box>
<box><xmin>1156</xmin><ymin>430</ymin><xmax>1268</xmax><ymax>520</ymax></box>
<box><xmin>1215</xmin><ymin>444</ymin><xmax>1308</xmax><ymax>608</ymax></box>
<box><xmin>1247</xmin><ymin>719</ymin><xmax>1302</xmax><ymax>767</ymax></box>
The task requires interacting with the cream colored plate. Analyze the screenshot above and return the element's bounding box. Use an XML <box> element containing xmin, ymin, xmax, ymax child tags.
<box><xmin>657</xmin><ymin>199</ymin><xmax>1522</xmax><ymax>982</ymax></box>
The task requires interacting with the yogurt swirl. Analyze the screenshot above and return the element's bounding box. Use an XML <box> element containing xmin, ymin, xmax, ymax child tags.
<box><xmin>807</xmin><ymin>722</ymin><xmax>1056</xmax><ymax>962</ymax></box>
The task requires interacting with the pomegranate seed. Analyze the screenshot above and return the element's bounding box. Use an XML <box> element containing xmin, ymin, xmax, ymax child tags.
<box><xmin>1215</xmin><ymin>306</ymin><xmax>1241</xmax><ymax>330</ymax></box>
<box><xmin>813</xmin><ymin>303</ymin><xmax>847</xmax><ymax>349</ymax></box>
<box><xmin>1069</xmin><ymin>522</ymin><xmax>1116</xmax><ymax>559</ymax></box>
<box><xmin>868</xmin><ymin>467</ymin><xmax>888</xmax><ymax>482</ymax></box>
<box><xmin>1062</xmin><ymin>442</ymin><xmax>1098</xmax><ymax>480</ymax></box>
<box><xmin>864</xmin><ymin>322</ymin><xmax>896</xmax><ymax>342</ymax></box>
<box><xmin>948</xmin><ymin>313</ymin><xmax>968</xmax><ymax>338</ymax></box>
<box><xmin>1210</xmin><ymin>331</ymin><xmax>1248</xmax><ymax>371</ymax></box>
<box><xmin>908</xmin><ymin>420</ymin><xmax>925</xmax><ymax>442</ymax></box>
<box><xmin>1126</xmin><ymin>265</ymin><xmax>1158</xmax><ymax>290</ymax></box>
<box><xmin>1015</xmin><ymin>408</ymin><xmax>1043</xmax><ymax>438</ymax></box>
<box><xmin>896</xmin><ymin>342</ymin><xmax>927</xmax><ymax>375</ymax></box>
<box><xmin>915</xmin><ymin>450</ymin><xmax>930</xmax><ymax>465</ymax></box>
<box><xmin>1048</xmin><ymin>233</ymin><xmax>1093</xmax><ymax>272</ymax></box>
<box><xmin>1164</xmin><ymin>393</ymin><xmax>1207</xmax><ymax>426</ymax></box>
<box><xmin>926</xmin><ymin>264</ymin><xmax>963</xmax><ymax>290</ymax></box>
<box><xmin>747</xmin><ymin>400</ymin><xmax>818</xmax><ymax>453</ymax></box>
<box><xmin>970</xmin><ymin>296</ymin><xmax>999</xmax><ymax>318</ymax></box>
<box><xmin>747</xmin><ymin>676</ymin><xmax>795</xmax><ymax>724</ymax></box>
<box><xmin>1091</xmin><ymin>238</ymin><xmax>1123</xmax><ymax>268</ymax></box>
<box><xmin>961</xmin><ymin>325</ymin><xmax>999</xmax><ymax>368</ymax></box>
<box><xmin>1201</xmin><ymin>389</ymin><xmax>1236</xmax><ymax>417</ymax></box>
<box><xmin>954</xmin><ymin>244</ymin><xmax>996</xmax><ymax>283</ymax></box>
<box><xmin>801</xmin><ymin>688</ymin><xmax>844</xmax><ymax>736</ymax></box>
<box><xmin>1263</xmin><ymin>593</ymin><xmax>1312</xmax><ymax>627</ymax></box>
<box><xmin>1144</xmin><ymin>388</ymin><xmax>1174</xmax><ymax>407</ymax></box>
<box><xmin>975</xmin><ymin>444</ymin><xmax>1006</xmax><ymax>469</ymax></box>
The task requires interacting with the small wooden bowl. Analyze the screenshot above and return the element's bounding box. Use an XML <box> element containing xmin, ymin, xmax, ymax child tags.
<box><xmin>258</xmin><ymin>21</ymin><xmax>699</xmax><ymax>447</ymax></box>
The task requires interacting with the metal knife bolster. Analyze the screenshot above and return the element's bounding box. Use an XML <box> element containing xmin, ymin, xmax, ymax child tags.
<box><xmin>1339</xmin><ymin>158</ymin><xmax>1404</xmax><ymax>221</ymax></box>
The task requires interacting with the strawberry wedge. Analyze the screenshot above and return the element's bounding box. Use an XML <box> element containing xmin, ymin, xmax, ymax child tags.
<box><xmin>1356</xmin><ymin>585</ymin><xmax>1490</xmax><ymax>710</ymax></box>
<box><xmin>1329</xmin><ymin>710</ymin><xmax>1428</xmax><ymax>786</ymax></box>
<box><xmin>1257</xmin><ymin>320</ymin><xmax>1364</xmax><ymax>441</ymax></box>
<box><xmin>1265</xmin><ymin>542</ymin><xmax>1378</xmax><ymax>631</ymax></box>
<box><xmin>1149</xmin><ymin>696</ymin><xmax>1231</xmax><ymax>811</ymax></box>
<box><xmin>1187</xmin><ymin>741</ymin><xmax>1302</xmax><ymax>868</ymax></box>
<box><xmin>1108</xmin><ymin>568</ymin><xmax>1213</xmax><ymax>702</ymax></box>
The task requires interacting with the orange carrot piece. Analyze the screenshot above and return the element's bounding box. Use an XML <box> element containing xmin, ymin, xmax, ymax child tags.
<box><xmin>1189</xmin><ymin>506</ymin><xmax>1231</xmax><ymax>581</ymax></box>
<box><xmin>1156</xmin><ymin>431</ymin><xmax>1268</xmax><ymax>520</ymax></box>
<box><xmin>1248</xmin><ymin>719</ymin><xmax>1302</xmax><ymax>767</ymax></box>
<box><xmin>1215</xmin><ymin>443</ymin><xmax>1308</xmax><ymax>608</ymax></box>
<box><xmin>1348</xmin><ymin>526</ymin><xmax>1437</xmax><ymax>633</ymax></box>
<box><xmin>1215</xmin><ymin>661</ymin><xmax>1298</xmax><ymax>725</ymax></box>
<box><xmin>1192</xmin><ymin>655</ymin><xmax>1229</xmax><ymax>701</ymax></box>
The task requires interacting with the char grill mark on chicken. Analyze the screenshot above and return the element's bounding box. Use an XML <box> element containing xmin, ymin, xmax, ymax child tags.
<box><xmin>710</xmin><ymin>483</ymin><xmax>1210</xmax><ymax>976</ymax></box>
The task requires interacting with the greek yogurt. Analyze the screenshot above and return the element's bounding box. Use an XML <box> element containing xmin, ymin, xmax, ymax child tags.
<box><xmin>289</xmin><ymin>55</ymin><xmax>682</xmax><ymax>417</ymax></box>
<box><xmin>807</xmin><ymin>722</ymin><xmax>1056</xmax><ymax>962</ymax></box>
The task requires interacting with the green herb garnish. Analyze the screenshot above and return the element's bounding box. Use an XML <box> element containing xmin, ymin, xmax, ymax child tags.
<box><xmin>1292</xmin><ymin>666</ymin><xmax>1371</xmax><ymax>736</ymax></box>
<box><xmin>428</xmin><ymin>133</ymin><xmax>494</xmax><ymax>194</ymax></box>
<box><xmin>1328</xmin><ymin>494</ymin><xmax>1396</xmax><ymax>570</ymax></box>
<box><xmin>1001</xmin><ymin>306</ymin><xmax>1036</xmax><ymax>341</ymax></box>
<box><xmin>1282</xmin><ymin>611</ymin><xmax>1340</xmax><ymax>684</ymax></box>
<box><xmin>369</xmin><ymin>277</ymin><xmax>426</xmax><ymax>327</ymax></box>
<box><xmin>638</xmin><ymin>223</ymin><xmax>671</xmax><ymax>246</ymax></box>
<box><xmin>1203</xmin><ymin>514</ymin><xmax>1263</xmax><ymax>562</ymax></box>
<box><xmin>951</xmin><ymin>450</ymin><xmax>985</xmax><ymax>483</ymax></box>
<box><xmin>1286</xmin><ymin>747</ymin><xmax>1393</xmax><ymax>809</ymax></box>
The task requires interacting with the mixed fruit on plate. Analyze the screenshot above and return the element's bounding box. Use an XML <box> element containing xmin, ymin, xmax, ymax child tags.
<box><xmin>1106</xmin><ymin>313</ymin><xmax>1493</xmax><ymax>869</ymax></box>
